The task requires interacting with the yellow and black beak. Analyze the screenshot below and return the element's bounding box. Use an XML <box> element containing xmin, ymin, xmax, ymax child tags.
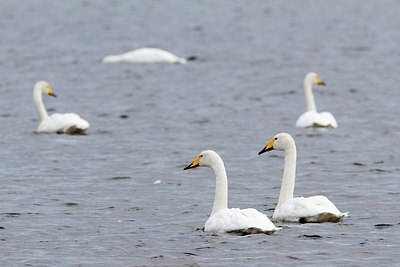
<box><xmin>48</xmin><ymin>86</ymin><xmax>57</xmax><ymax>97</ymax></box>
<box><xmin>258</xmin><ymin>138</ymin><xmax>275</xmax><ymax>155</ymax></box>
<box><xmin>183</xmin><ymin>156</ymin><xmax>200</xmax><ymax>170</ymax></box>
<box><xmin>315</xmin><ymin>76</ymin><xmax>326</xmax><ymax>86</ymax></box>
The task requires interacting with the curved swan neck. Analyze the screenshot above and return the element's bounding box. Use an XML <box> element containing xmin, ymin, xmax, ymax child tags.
<box><xmin>277</xmin><ymin>142</ymin><xmax>297</xmax><ymax>208</ymax></box>
<box><xmin>33</xmin><ymin>86</ymin><xmax>48</xmax><ymax>122</ymax></box>
<box><xmin>210</xmin><ymin>158</ymin><xmax>228</xmax><ymax>216</ymax></box>
<box><xmin>304</xmin><ymin>79</ymin><xmax>317</xmax><ymax>112</ymax></box>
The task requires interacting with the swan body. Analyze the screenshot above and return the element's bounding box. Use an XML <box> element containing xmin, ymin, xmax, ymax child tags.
<box><xmin>258</xmin><ymin>133</ymin><xmax>347</xmax><ymax>223</ymax></box>
<box><xmin>102</xmin><ymin>48</ymin><xmax>188</xmax><ymax>64</ymax></box>
<box><xmin>204</xmin><ymin>208</ymin><xmax>276</xmax><ymax>234</ymax></box>
<box><xmin>296</xmin><ymin>72</ymin><xmax>338</xmax><ymax>128</ymax></box>
<box><xmin>33</xmin><ymin>81</ymin><xmax>89</xmax><ymax>134</ymax></box>
<box><xmin>184</xmin><ymin>150</ymin><xmax>276</xmax><ymax>234</ymax></box>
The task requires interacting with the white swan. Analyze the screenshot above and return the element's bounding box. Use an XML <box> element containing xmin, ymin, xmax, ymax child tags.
<box><xmin>33</xmin><ymin>81</ymin><xmax>90</xmax><ymax>134</ymax></box>
<box><xmin>296</xmin><ymin>72</ymin><xmax>338</xmax><ymax>128</ymax></box>
<box><xmin>258</xmin><ymin>133</ymin><xmax>348</xmax><ymax>223</ymax></box>
<box><xmin>102</xmin><ymin>47</ymin><xmax>194</xmax><ymax>64</ymax></box>
<box><xmin>184</xmin><ymin>150</ymin><xmax>277</xmax><ymax>234</ymax></box>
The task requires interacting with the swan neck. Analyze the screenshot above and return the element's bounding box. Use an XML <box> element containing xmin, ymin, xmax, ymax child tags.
<box><xmin>210</xmin><ymin>160</ymin><xmax>228</xmax><ymax>216</ymax></box>
<box><xmin>277</xmin><ymin>144</ymin><xmax>297</xmax><ymax>208</ymax></box>
<box><xmin>304</xmin><ymin>80</ymin><xmax>317</xmax><ymax>112</ymax></box>
<box><xmin>34</xmin><ymin>87</ymin><xmax>48</xmax><ymax>122</ymax></box>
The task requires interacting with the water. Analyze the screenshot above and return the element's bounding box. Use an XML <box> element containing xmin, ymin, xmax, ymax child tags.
<box><xmin>0</xmin><ymin>0</ymin><xmax>399</xmax><ymax>266</ymax></box>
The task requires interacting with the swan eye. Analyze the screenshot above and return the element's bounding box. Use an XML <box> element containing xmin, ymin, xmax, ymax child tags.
<box><xmin>200</xmin><ymin>155</ymin><xmax>203</xmax><ymax>158</ymax></box>
<box><xmin>275</xmin><ymin>138</ymin><xmax>278</xmax><ymax>140</ymax></box>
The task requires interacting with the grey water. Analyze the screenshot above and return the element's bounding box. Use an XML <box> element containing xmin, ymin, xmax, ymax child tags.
<box><xmin>0</xmin><ymin>0</ymin><xmax>399</xmax><ymax>266</ymax></box>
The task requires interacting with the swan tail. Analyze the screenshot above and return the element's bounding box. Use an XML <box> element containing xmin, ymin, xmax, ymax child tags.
<box><xmin>299</xmin><ymin>212</ymin><xmax>346</xmax><ymax>223</ymax></box>
<box><xmin>65</xmin><ymin>125</ymin><xmax>88</xmax><ymax>135</ymax></box>
<box><xmin>176</xmin><ymin>58</ymin><xmax>187</xmax><ymax>64</ymax></box>
<box><xmin>176</xmin><ymin>56</ymin><xmax>197</xmax><ymax>64</ymax></box>
<box><xmin>311</xmin><ymin>122</ymin><xmax>336</xmax><ymax>128</ymax></box>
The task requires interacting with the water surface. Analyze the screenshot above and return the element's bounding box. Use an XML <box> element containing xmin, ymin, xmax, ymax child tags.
<box><xmin>0</xmin><ymin>1</ymin><xmax>399</xmax><ymax>266</ymax></box>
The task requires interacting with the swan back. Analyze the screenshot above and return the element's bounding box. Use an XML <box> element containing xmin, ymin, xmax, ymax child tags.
<box><xmin>102</xmin><ymin>48</ymin><xmax>186</xmax><ymax>64</ymax></box>
<box><xmin>273</xmin><ymin>196</ymin><xmax>347</xmax><ymax>223</ymax></box>
<box><xmin>38</xmin><ymin>113</ymin><xmax>90</xmax><ymax>134</ymax></box>
<box><xmin>205</xmin><ymin>208</ymin><xmax>276</xmax><ymax>234</ymax></box>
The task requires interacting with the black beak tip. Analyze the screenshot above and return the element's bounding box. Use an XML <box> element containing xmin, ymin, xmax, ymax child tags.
<box><xmin>184</xmin><ymin>164</ymin><xmax>193</xmax><ymax>170</ymax></box>
<box><xmin>258</xmin><ymin>147</ymin><xmax>274</xmax><ymax>155</ymax></box>
<box><xmin>321</xmin><ymin>82</ymin><xmax>326</xmax><ymax>86</ymax></box>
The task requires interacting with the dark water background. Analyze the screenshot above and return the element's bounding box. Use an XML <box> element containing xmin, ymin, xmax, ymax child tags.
<box><xmin>0</xmin><ymin>1</ymin><xmax>399</xmax><ymax>266</ymax></box>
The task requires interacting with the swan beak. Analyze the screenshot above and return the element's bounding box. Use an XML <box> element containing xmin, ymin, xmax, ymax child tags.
<box><xmin>258</xmin><ymin>138</ymin><xmax>275</xmax><ymax>155</ymax></box>
<box><xmin>184</xmin><ymin>156</ymin><xmax>200</xmax><ymax>170</ymax></box>
<box><xmin>315</xmin><ymin>77</ymin><xmax>326</xmax><ymax>86</ymax></box>
<box><xmin>47</xmin><ymin>87</ymin><xmax>57</xmax><ymax>97</ymax></box>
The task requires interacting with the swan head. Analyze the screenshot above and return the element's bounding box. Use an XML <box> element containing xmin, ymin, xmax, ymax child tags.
<box><xmin>184</xmin><ymin>150</ymin><xmax>222</xmax><ymax>170</ymax></box>
<box><xmin>35</xmin><ymin>81</ymin><xmax>57</xmax><ymax>97</ymax></box>
<box><xmin>305</xmin><ymin>72</ymin><xmax>326</xmax><ymax>86</ymax></box>
<box><xmin>258</xmin><ymin>133</ymin><xmax>295</xmax><ymax>155</ymax></box>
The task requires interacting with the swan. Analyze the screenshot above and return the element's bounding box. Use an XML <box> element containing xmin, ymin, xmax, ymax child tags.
<box><xmin>258</xmin><ymin>133</ymin><xmax>348</xmax><ymax>223</ymax></box>
<box><xmin>33</xmin><ymin>81</ymin><xmax>90</xmax><ymax>134</ymax></box>
<box><xmin>102</xmin><ymin>47</ymin><xmax>196</xmax><ymax>64</ymax></box>
<box><xmin>184</xmin><ymin>150</ymin><xmax>277</xmax><ymax>234</ymax></box>
<box><xmin>296</xmin><ymin>72</ymin><xmax>338</xmax><ymax>128</ymax></box>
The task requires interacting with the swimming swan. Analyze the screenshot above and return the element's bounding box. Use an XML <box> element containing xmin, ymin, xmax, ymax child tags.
<box><xmin>184</xmin><ymin>150</ymin><xmax>277</xmax><ymax>234</ymax></box>
<box><xmin>258</xmin><ymin>133</ymin><xmax>347</xmax><ymax>223</ymax></box>
<box><xmin>102</xmin><ymin>47</ymin><xmax>195</xmax><ymax>64</ymax></box>
<box><xmin>33</xmin><ymin>81</ymin><xmax>89</xmax><ymax>134</ymax></box>
<box><xmin>296</xmin><ymin>72</ymin><xmax>338</xmax><ymax>128</ymax></box>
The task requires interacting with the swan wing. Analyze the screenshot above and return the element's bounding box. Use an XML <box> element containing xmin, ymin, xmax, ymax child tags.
<box><xmin>273</xmin><ymin>196</ymin><xmax>346</xmax><ymax>223</ymax></box>
<box><xmin>318</xmin><ymin>112</ymin><xmax>338</xmax><ymax>128</ymax></box>
<box><xmin>204</xmin><ymin>208</ymin><xmax>276</xmax><ymax>233</ymax></box>
<box><xmin>296</xmin><ymin>111</ymin><xmax>318</xmax><ymax>128</ymax></box>
<box><xmin>296</xmin><ymin>111</ymin><xmax>337</xmax><ymax>128</ymax></box>
<box><xmin>306</xmin><ymin>195</ymin><xmax>341</xmax><ymax>213</ymax></box>
<box><xmin>37</xmin><ymin>113</ymin><xmax>89</xmax><ymax>134</ymax></box>
<box><xmin>240</xmin><ymin>208</ymin><xmax>277</xmax><ymax>231</ymax></box>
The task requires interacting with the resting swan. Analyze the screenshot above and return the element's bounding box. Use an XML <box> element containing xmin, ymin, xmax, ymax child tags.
<box><xmin>184</xmin><ymin>150</ymin><xmax>277</xmax><ymax>234</ymax></box>
<box><xmin>258</xmin><ymin>133</ymin><xmax>348</xmax><ymax>223</ymax></box>
<box><xmin>296</xmin><ymin>72</ymin><xmax>338</xmax><ymax>128</ymax></box>
<box><xmin>33</xmin><ymin>81</ymin><xmax>90</xmax><ymax>134</ymax></box>
<box><xmin>102</xmin><ymin>47</ymin><xmax>196</xmax><ymax>64</ymax></box>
